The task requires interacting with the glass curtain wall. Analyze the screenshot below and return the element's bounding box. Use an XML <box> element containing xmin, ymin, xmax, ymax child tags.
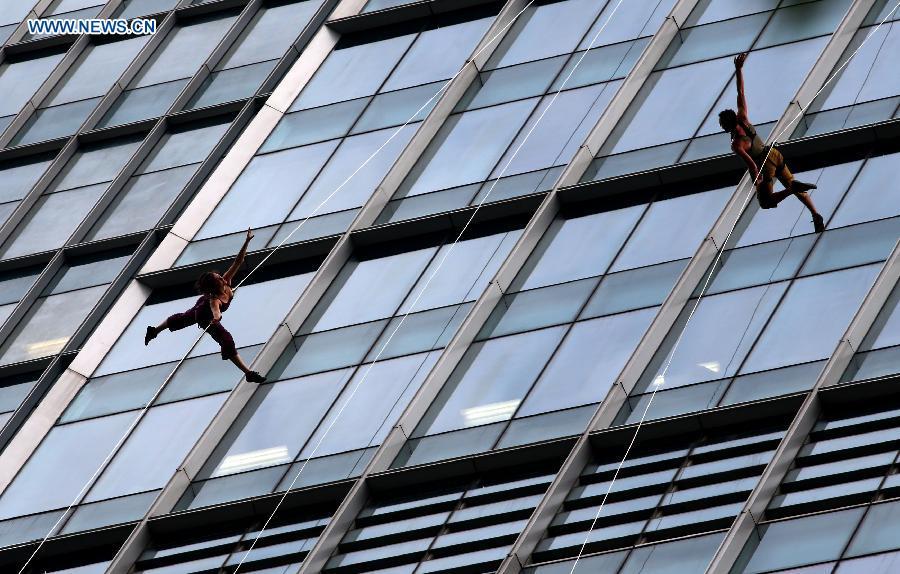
<box><xmin>11</xmin><ymin>34</ymin><xmax>151</xmax><ymax>146</ymax></box>
<box><xmin>181</xmin><ymin>8</ymin><xmax>496</xmax><ymax>265</ymax></box>
<box><xmin>98</xmin><ymin>10</ymin><xmax>239</xmax><ymax>129</ymax></box>
<box><xmin>180</xmin><ymin>227</ymin><xmax>520</xmax><ymax>509</ymax></box>
<box><xmin>841</xmin><ymin>282</ymin><xmax>900</xmax><ymax>384</ymax></box>
<box><xmin>186</xmin><ymin>0</ymin><xmax>325</xmax><ymax>110</ymax></box>
<box><xmin>584</xmin><ymin>0</ymin><xmax>852</xmax><ymax>181</ymax></box>
<box><xmin>620</xmin><ymin>150</ymin><xmax>900</xmax><ymax>423</ymax></box>
<box><xmin>0</xmin><ymin>49</ymin><xmax>67</xmax><ymax>136</ymax></box>
<box><xmin>379</xmin><ymin>0</ymin><xmax>676</xmax><ymax>224</ymax></box>
<box><xmin>0</xmin><ymin>1</ymin><xmax>37</xmax><ymax>45</ymax></box>
<box><xmin>530</xmin><ymin>421</ymin><xmax>788</xmax><ymax>567</ymax></box>
<box><xmin>396</xmin><ymin>185</ymin><xmax>730</xmax><ymax>468</ymax></box>
<box><xmin>0</xmin><ymin>269</ymin><xmax>314</xmax><ymax>550</ymax></box>
<box><xmin>795</xmin><ymin>0</ymin><xmax>900</xmax><ymax>136</ymax></box>
<box><xmin>733</xmin><ymin>402</ymin><xmax>900</xmax><ymax>573</ymax></box>
<box><xmin>324</xmin><ymin>463</ymin><xmax>559</xmax><ymax>574</ymax></box>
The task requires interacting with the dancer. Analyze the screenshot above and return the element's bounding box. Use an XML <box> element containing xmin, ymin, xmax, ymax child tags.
<box><xmin>145</xmin><ymin>228</ymin><xmax>265</xmax><ymax>383</ymax></box>
<box><xmin>719</xmin><ymin>52</ymin><xmax>825</xmax><ymax>233</ymax></box>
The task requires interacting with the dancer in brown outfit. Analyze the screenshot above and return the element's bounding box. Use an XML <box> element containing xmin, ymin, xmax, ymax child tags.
<box><xmin>145</xmin><ymin>228</ymin><xmax>265</xmax><ymax>383</ymax></box>
<box><xmin>718</xmin><ymin>52</ymin><xmax>825</xmax><ymax>233</ymax></box>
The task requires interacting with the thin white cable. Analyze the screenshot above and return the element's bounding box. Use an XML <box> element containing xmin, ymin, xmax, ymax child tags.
<box><xmin>566</xmin><ymin>3</ymin><xmax>900</xmax><ymax>572</ymax></box>
<box><xmin>231</xmin><ymin>1</ymin><xmax>632</xmax><ymax>571</ymax></box>
<box><xmin>14</xmin><ymin>3</ymin><xmax>540</xmax><ymax>573</ymax></box>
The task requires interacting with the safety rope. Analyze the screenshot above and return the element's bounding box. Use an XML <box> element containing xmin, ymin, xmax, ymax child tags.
<box><xmin>566</xmin><ymin>2</ymin><xmax>900</xmax><ymax>572</ymax></box>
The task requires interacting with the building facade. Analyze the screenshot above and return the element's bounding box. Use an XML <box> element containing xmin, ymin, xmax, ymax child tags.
<box><xmin>0</xmin><ymin>0</ymin><xmax>898</xmax><ymax>572</ymax></box>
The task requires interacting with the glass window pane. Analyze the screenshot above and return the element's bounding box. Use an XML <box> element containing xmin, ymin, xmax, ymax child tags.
<box><xmin>86</xmin><ymin>394</ymin><xmax>226</xmax><ymax>501</ymax></box>
<box><xmin>583</xmin><ymin>259</ymin><xmax>686</xmax><ymax>318</ymax></box>
<box><xmin>287</xmin><ymin>124</ymin><xmax>417</xmax><ymax>220</ymax></box>
<box><xmin>552</xmin><ymin>40</ymin><xmax>647</xmax><ymax>91</ymax></box>
<box><xmin>742</xmin><ymin>264</ymin><xmax>881</xmax><ymax>373</ymax></box>
<box><xmin>802</xmin><ymin>218</ymin><xmax>900</xmax><ymax>276</ymax></box>
<box><xmin>87</xmin><ymin>163</ymin><xmax>198</xmax><ymax>240</ymax></box>
<box><xmin>203</xmin><ymin>369</ymin><xmax>351</xmax><ymax>478</ymax></box>
<box><xmin>45</xmin><ymin>251</ymin><xmax>131</xmax><ymax>295</ymax></box>
<box><xmin>756</xmin><ymin>0</ymin><xmax>850</xmax><ymax>48</ymax></box>
<box><xmin>399</xmin><ymin>99</ymin><xmax>536</xmax><ymax>197</ymax></box>
<box><xmin>604</xmin><ymin>58</ymin><xmax>733</xmax><ymax>154</ymax></box>
<box><xmin>381</xmin><ymin>16</ymin><xmax>492</xmax><ymax>92</ymax></box>
<box><xmin>61</xmin><ymin>491</ymin><xmax>156</xmax><ymax>534</ymax></box>
<box><xmin>217</xmin><ymin>1</ymin><xmax>319</xmax><ymax>69</ymax></box>
<box><xmin>512</xmin><ymin>206</ymin><xmax>644</xmax><ymax>291</ymax></box>
<box><xmin>188</xmin><ymin>60</ymin><xmax>277</xmax><ymax>109</ymax></box>
<box><xmin>352</xmin><ymin>82</ymin><xmax>440</xmax><ymax>133</ymax></box>
<box><xmin>0</xmin><ymin>266</ymin><xmax>43</xmax><ymax>306</ymax></box>
<box><xmin>647</xmin><ymin>283</ymin><xmax>787</xmax><ymax>390</ymax></box>
<box><xmin>46</xmin><ymin>36</ymin><xmax>149</xmax><ymax>106</ymax></box>
<box><xmin>61</xmin><ymin>363</ymin><xmax>174</xmax><ymax>422</ymax></box>
<box><xmin>487</xmin><ymin>0</ymin><xmax>603</xmax><ymax>68</ymax></box>
<box><xmin>51</xmin><ymin>137</ymin><xmax>144</xmax><ymax>192</ymax></box>
<box><xmin>276</xmin><ymin>321</ymin><xmax>386</xmax><ymax>379</ymax></box>
<box><xmin>496</xmin><ymin>405</ymin><xmax>595</xmax><ymax>447</ymax></box>
<box><xmin>619</xmin><ymin>533</ymin><xmax>725</xmax><ymax>574</ymax></box>
<box><xmin>577</xmin><ymin>0</ymin><xmax>675</xmax><ymax>48</ymax></box>
<box><xmin>132</xmin><ymin>13</ymin><xmax>238</xmax><ymax>87</ymax></box>
<box><xmin>300</xmin><ymin>352</ymin><xmax>439</xmax><ymax>458</ymax></box>
<box><xmin>0</xmin><ymin>285</ymin><xmax>107</xmax><ymax>364</ymax></box>
<box><xmin>398</xmin><ymin>231</ymin><xmax>519</xmax><ymax>313</ymax></box>
<box><xmin>657</xmin><ymin>14</ymin><xmax>767</xmax><ymax>69</ymax></box>
<box><xmin>518</xmin><ymin>308</ymin><xmax>656</xmax><ymax>416</ymax></box>
<box><xmin>738</xmin><ymin>509</ymin><xmax>865</xmax><ymax>573</ymax></box>
<box><xmin>0</xmin><ymin>52</ymin><xmax>66</xmax><ymax>117</ymax></box>
<box><xmin>304</xmin><ymin>248</ymin><xmax>434</xmax><ymax>332</ymax></box>
<box><xmin>0</xmin><ymin>412</ymin><xmax>134</xmax><ymax>519</ymax></box>
<box><xmin>0</xmin><ymin>373</ymin><xmax>39</xmax><ymax>414</ymax></box>
<box><xmin>480</xmin><ymin>280</ymin><xmax>597</xmax><ymax>339</ymax></box>
<box><xmin>684</xmin><ymin>0</ymin><xmax>779</xmax><ymax>26</ymax></box>
<box><xmin>415</xmin><ymin>326</ymin><xmax>566</xmax><ymax>435</ymax></box>
<box><xmin>611</xmin><ymin>189</ymin><xmax>729</xmax><ymax>272</ymax></box>
<box><xmin>12</xmin><ymin>98</ymin><xmax>101</xmax><ymax>146</ymax></box>
<box><xmin>491</xmin><ymin>82</ymin><xmax>620</xmax><ymax>178</ymax></box>
<box><xmin>262</xmin><ymin>99</ymin><xmax>369</xmax><ymax>153</ymax></box>
<box><xmin>367</xmin><ymin>304</ymin><xmax>470</xmax><ymax>361</ymax></box>
<box><xmin>458</xmin><ymin>57</ymin><xmax>564</xmax><ymax>112</ymax></box>
<box><xmin>707</xmin><ymin>236</ymin><xmax>815</xmax><ymax>295</ymax></box>
<box><xmin>1</xmin><ymin>183</ymin><xmax>109</xmax><ymax>259</ymax></box>
<box><xmin>291</xmin><ymin>33</ymin><xmax>415</xmax><ymax>110</ymax></box>
<box><xmin>99</xmin><ymin>79</ymin><xmax>189</xmax><ymax>128</ymax></box>
<box><xmin>526</xmin><ymin>551</ymin><xmax>627</xmax><ymax>573</ymax></box>
<box><xmin>837</xmin><ymin>551</ymin><xmax>900</xmax><ymax>573</ymax></box>
<box><xmin>846</xmin><ymin>500</ymin><xmax>900</xmax><ymax>557</ymax></box>
<box><xmin>0</xmin><ymin>155</ymin><xmax>54</xmax><ymax>204</ymax></box>
<box><xmin>830</xmin><ymin>153</ymin><xmax>900</xmax><ymax>228</ymax></box>
<box><xmin>197</xmin><ymin>140</ymin><xmax>338</xmax><ymax>239</ymax></box>
<box><xmin>138</xmin><ymin>119</ymin><xmax>231</xmax><ymax>174</ymax></box>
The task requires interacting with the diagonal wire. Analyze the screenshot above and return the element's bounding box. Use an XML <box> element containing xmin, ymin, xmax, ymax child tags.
<box><xmin>13</xmin><ymin>2</ymin><xmax>540</xmax><ymax>572</ymax></box>
<box><xmin>566</xmin><ymin>2</ymin><xmax>900</xmax><ymax>572</ymax></box>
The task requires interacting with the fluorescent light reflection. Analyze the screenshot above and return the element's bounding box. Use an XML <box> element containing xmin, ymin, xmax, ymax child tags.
<box><xmin>215</xmin><ymin>446</ymin><xmax>291</xmax><ymax>476</ymax></box>
<box><xmin>462</xmin><ymin>399</ymin><xmax>520</xmax><ymax>427</ymax></box>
